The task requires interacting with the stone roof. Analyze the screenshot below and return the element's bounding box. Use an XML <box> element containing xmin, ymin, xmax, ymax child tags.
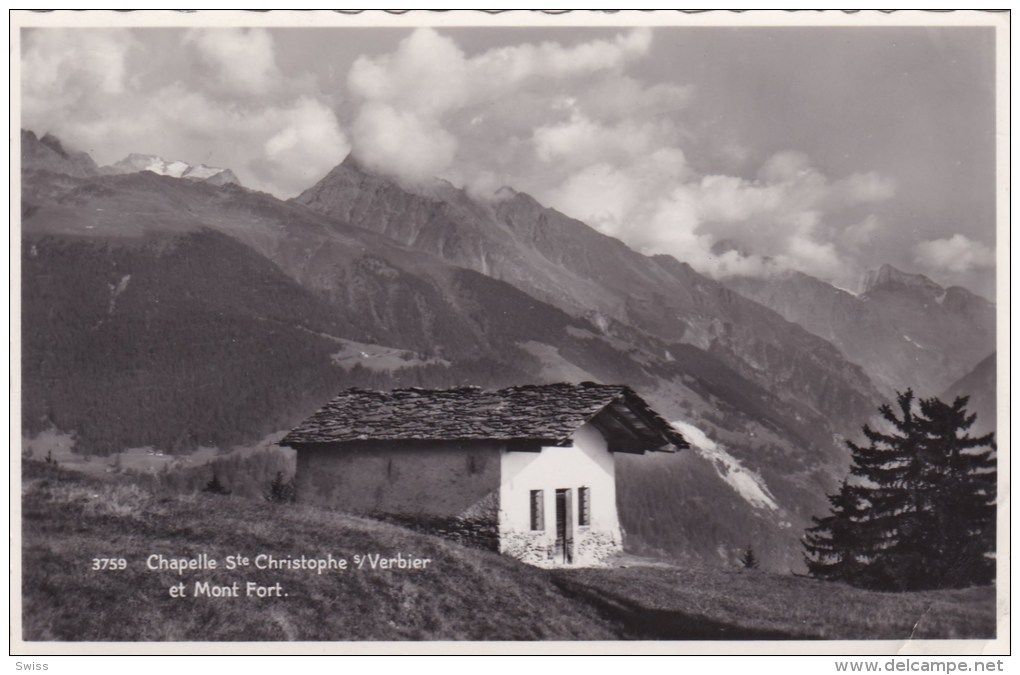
<box><xmin>281</xmin><ymin>383</ymin><xmax>688</xmax><ymax>453</ymax></box>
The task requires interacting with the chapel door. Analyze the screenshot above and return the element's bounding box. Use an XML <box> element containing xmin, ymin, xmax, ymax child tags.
<box><xmin>555</xmin><ymin>488</ymin><xmax>574</xmax><ymax>565</ymax></box>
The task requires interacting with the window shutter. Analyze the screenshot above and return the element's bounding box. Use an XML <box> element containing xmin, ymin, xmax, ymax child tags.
<box><xmin>530</xmin><ymin>489</ymin><xmax>544</xmax><ymax>531</ymax></box>
<box><xmin>579</xmin><ymin>487</ymin><xmax>591</xmax><ymax>526</ymax></box>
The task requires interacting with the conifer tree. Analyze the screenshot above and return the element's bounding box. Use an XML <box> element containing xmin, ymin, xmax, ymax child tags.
<box><xmin>264</xmin><ymin>470</ymin><xmax>296</xmax><ymax>504</ymax></box>
<box><xmin>914</xmin><ymin>395</ymin><xmax>996</xmax><ymax>587</ymax></box>
<box><xmin>804</xmin><ymin>390</ymin><xmax>995</xmax><ymax>591</ymax></box>
<box><xmin>804</xmin><ymin>481</ymin><xmax>868</xmax><ymax>583</ymax></box>
<box><xmin>203</xmin><ymin>473</ymin><xmax>231</xmax><ymax>496</ymax></box>
<box><xmin>739</xmin><ymin>545</ymin><xmax>760</xmax><ymax>570</ymax></box>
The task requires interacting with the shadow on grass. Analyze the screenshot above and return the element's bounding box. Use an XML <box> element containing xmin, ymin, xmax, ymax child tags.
<box><xmin>551</xmin><ymin>575</ymin><xmax>819</xmax><ymax>641</ymax></box>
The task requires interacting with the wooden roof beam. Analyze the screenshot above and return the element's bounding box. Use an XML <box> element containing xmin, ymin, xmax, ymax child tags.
<box><xmin>600</xmin><ymin>404</ymin><xmax>657</xmax><ymax>445</ymax></box>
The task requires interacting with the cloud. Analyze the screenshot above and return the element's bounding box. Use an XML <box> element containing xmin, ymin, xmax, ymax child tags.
<box><xmin>532</xmin><ymin>111</ymin><xmax>676</xmax><ymax>172</ymax></box>
<box><xmin>913</xmin><ymin>234</ymin><xmax>995</xmax><ymax>273</ymax></box>
<box><xmin>539</xmin><ymin>149</ymin><xmax>893</xmax><ymax>283</ymax></box>
<box><xmin>348</xmin><ymin>28</ymin><xmax>469</xmax><ymax>117</ymax></box>
<box><xmin>340</xmin><ymin>28</ymin><xmax>899</xmax><ymax>286</ymax></box>
<box><xmin>20</xmin><ymin>26</ymin><xmax>910</xmax><ymax>285</ymax></box>
<box><xmin>546</xmin><ymin>162</ymin><xmax>642</xmax><ymax>238</ymax></box>
<box><xmin>351</xmin><ymin>102</ymin><xmax>456</xmax><ymax>183</ymax></box>
<box><xmin>574</xmin><ymin>75</ymin><xmax>692</xmax><ymax>124</ymax></box>
<box><xmin>21</xmin><ymin>28</ymin><xmax>349</xmax><ymax>197</ymax></box>
<box><xmin>758</xmin><ymin>150</ymin><xmax>815</xmax><ymax>183</ymax></box>
<box><xmin>118</xmin><ymin>85</ymin><xmax>349</xmax><ymax>197</ymax></box>
<box><xmin>182</xmin><ymin>28</ymin><xmax>282</xmax><ymax>97</ymax></box>
<box><xmin>827</xmin><ymin>171</ymin><xmax>897</xmax><ymax>209</ymax></box>
<box><xmin>249</xmin><ymin>97</ymin><xmax>350</xmax><ymax>194</ymax></box>
<box><xmin>344</xmin><ymin>27</ymin><xmax>657</xmax><ymax>185</ymax></box>
<box><xmin>538</xmin><ymin>149</ymin><xmax>687</xmax><ymax>239</ymax></box>
<box><xmin>839</xmin><ymin>214</ymin><xmax>881</xmax><ymax>251</ymax></box>
<box><xmin>22</xmin><ymin>29</ymin><xmax>137</xmax><ymax>126</ymax></box>
<box><xmin>527</xmin><ymin>26</ymin><xmax>652</xmax><ymax>76</ymax></box>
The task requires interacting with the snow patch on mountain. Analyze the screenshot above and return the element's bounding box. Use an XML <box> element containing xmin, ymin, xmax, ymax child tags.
<box><xmin>902</xmin><ymin>334</ymin><xmax>925</xmax><ymax>349</ymax></box>
<box><xmin>672</xmin><ymin>420</ymin><xmax>780</xmax><ymax>512</ymax></box>
<box><xmin>105</xmin><ymin>154</ymin><xmax>240</xmax><ymax>186</ymax></box>
<box><xmin>183</xmin><ymin>164</ymin><xmax>223</xmax><ymax>179</ymax></box>
<box><xmin>832</xmin><ymin>284</ymin><xmax>859</xmax><ymax>297</ymax></box>
<box><xmin>107</xmin><ymin>274</ymin><xmax>131</xmax><ymax>315</ymax></box>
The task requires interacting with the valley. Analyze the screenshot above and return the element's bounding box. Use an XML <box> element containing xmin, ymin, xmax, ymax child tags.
<box><xmin>18</xmin><ymin>129</ymin><xmax>998</xmax><ymax>575</ymax></box>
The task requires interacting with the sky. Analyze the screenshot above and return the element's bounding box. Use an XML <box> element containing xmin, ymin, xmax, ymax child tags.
<box><xmin>19</xmin><ymin>24</ymin><xmax>998</xmax><ymax>298</ymax></box>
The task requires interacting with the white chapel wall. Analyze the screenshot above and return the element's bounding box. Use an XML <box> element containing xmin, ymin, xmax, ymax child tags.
<box><xmin>498</xmin><ymin>422</ymin><xmax>623</xmax><ymax>566</ymax></box>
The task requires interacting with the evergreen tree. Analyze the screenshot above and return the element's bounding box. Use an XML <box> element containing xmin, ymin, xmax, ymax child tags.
<box><xmin>804</xmin><ymin>390</ymin><xmax>995</xmax><ymax>591</ymax></box>
<box><xmin>738</xmin><ymin>545</ymin><xmax>760</xmax><ymax>570</ymax></box>
<box><xmin>203</xmin><ymin>473</ymin><xmax>231</xmax><ymax>496</ymax></box>
<box><xmin>264</xmin><ymin>471</ymin><xmax>296</xmax><ymax>504</ymax></box>
<box><xmin>804</xmin><ymin>481</ymin><xmax>869</xmax><ymax>584</ymax></box>
<box><xmin>914</xmin><ymin>395</ymin><xmax>996</xmax><ymax>587</ymax></box>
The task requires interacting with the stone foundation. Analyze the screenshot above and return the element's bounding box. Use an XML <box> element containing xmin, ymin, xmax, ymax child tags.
<box><xmin>573</xmin><ymin>528</ymin><xmax>622</xmax><ymax>566</ymax></box>
<box><xmin>500</xmin><ymin>529</ymin><xmax>554</xmax><ymax>566</ymax></box>
<box><xmin>500</xmin><ymin>527</ymin><xmax>621</xmax><ymax>568</ymax></box>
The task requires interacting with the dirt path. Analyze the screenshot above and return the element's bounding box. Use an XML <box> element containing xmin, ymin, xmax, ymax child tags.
<box><xmin>550</xmin><ymin>573</ymin><xmax>817</xmax><ymax>641</ymax></box>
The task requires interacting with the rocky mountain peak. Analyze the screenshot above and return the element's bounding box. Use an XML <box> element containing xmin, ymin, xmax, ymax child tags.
<box><xmin>339</xmin><ymin>152</ymin><xmax>367</xmax><ymax>171</ymax></box>
<box><xmin>21</xmin><ymin>129</ymin><xmax>99</xmax><ymax>178</ymax></box>
<box><xmin>726</xmin><ymin>261</ymin><xmax>995</xmax><ymax>398</ymax></box>
<box><xmin>861</xmin><ymin>263</ymin><xmax>942</xmax><ymax>295</ymax></box>
<box><xmin>103</xmin><ymin>153</ymin><xmax>240</xmax><ymax>187</ymax></box>
<box><xmin>39</xmin><ymin>132</ymin><xmax>71</xmax><ymax>158</ymax></box>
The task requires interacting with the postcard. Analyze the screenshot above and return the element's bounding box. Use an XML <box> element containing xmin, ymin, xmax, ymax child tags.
<box><xmin>9</xmin><ymin>9</ymin><xmax>1010</xmax><ymax>658</ymax></box>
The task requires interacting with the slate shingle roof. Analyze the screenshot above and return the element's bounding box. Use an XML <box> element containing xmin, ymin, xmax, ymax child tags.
<box><xmin>281</xmin><ymin>382</ymin><xmax>687</xmax><ymax>452</ymax></box>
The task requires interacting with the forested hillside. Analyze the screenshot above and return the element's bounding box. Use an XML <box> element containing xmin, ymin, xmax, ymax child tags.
<box><xmin>18</xmin><ymin>130</ymin><xmax>998</xmax><ymax>572</ymax></box>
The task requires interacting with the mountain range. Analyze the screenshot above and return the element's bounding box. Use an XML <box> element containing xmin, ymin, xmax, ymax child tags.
<box><xmin>724</xmin><ymin>266</ymin><xmax>994</xmax><ymax>397</ymax></box>
<box><xmin>20</xmin><ymin>131</ymin><xmax>240</xmax><ymax>186</ymax></box>
<box><xmin>18</xmin><ymin>129</ymin><xmax>997</xmax><ymax>572</ymax></box>
<box><xmin>101</xmin><ymin>153</ymin><xmax>240</xmax><ymax>186</ymax></box>
<box><xmin>21</xmin><ymin>130</ymin><xmax>99</xmax><ymax>178</ymax></box>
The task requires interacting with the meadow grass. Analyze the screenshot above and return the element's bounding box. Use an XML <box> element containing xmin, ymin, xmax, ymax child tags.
<box><xmin>552</xmin><ymin>564</ymin><xmax>995</xmax><ymax>640</ymax></box>
<box><xmin>20</xmin><ymin>460</ymin><xmax>996</xmax><ymax>642</ymax></box>
<box><xmin>21</xmin><ymin>461</ymin><xmax>615</xmax><ymax>641</ymax></box>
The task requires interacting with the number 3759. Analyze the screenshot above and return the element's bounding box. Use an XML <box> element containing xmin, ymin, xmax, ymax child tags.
<box><xmin>91</xmin><ymin>557</ymin><xmax>127</xmax><ymax>570</ymax></box>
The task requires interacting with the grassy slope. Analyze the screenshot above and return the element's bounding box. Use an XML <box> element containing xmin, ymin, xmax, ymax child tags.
<box><xmin>21</xmin><ymin>461</ymin><xmax>996</xmax><ymax>642</ymax></box>
<box><xmin>551</xmin><ymin>566</ymin><xmax>995</xmax><ymax>641</ymax></box>
<box><xmin>21</xmin><ymin>462</ymin><xmax>615</xmax><ymax>641</ymax></box>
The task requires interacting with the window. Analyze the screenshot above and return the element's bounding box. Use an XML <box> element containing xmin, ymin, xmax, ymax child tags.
<box><xmin>530</xmin><ymin>489</ymin><xmax>545</xmax><ymax>531</ymax></box>
<box><xmin>578</xmin><ymin>487</ymin><xmax>591</xmax><ymax>526</ymax></box>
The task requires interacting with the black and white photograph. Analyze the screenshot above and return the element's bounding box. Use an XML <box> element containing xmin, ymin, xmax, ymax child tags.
<box><xmin>10</xmin><ymin>9</ymin><xmax>1009</xmax><ymax>656</ymax></box>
